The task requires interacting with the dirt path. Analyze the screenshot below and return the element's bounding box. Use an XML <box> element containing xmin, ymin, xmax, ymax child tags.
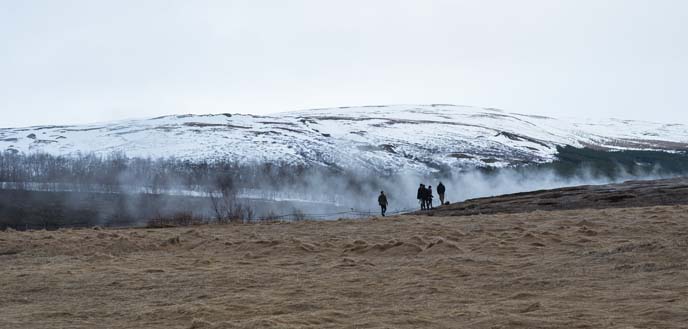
<box><xmin>1</xmin><ymin>206</ymin><xmax>688</xmax><ymax>328</ymax></box>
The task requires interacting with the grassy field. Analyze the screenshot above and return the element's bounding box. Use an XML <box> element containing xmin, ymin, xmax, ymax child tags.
<box><xmin>1</xmin><ymin>205</ymin><xmax>687</xmax><ymax>328</ymax></box>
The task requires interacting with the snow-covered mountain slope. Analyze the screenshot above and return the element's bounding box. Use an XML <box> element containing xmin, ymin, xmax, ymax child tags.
<box><xmin>2</xmin><ymin>104</ymin><xmax>687</xmax><ymax>173</ymax></box>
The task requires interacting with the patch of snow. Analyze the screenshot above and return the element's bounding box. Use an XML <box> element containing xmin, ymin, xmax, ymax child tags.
<box><xmin>2</xmin><ymin>104</ymin><xmax>687</xmax><ymax>174</ymax></box>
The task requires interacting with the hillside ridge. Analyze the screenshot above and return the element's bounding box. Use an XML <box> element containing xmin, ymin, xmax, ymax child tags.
<box><xmin>2</xmin><ymin>104</ymin><xmax>687</xmax><ymax>173</ymax></box>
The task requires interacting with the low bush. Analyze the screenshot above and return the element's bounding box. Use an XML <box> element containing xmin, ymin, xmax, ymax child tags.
<box><xmin>146</xmin><ymin>212</ymin><xmax>205</xmax><ymax>228</ymax></box>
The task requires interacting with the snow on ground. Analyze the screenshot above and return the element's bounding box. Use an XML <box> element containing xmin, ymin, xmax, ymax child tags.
<box><xmin>2</xmin><ymin>104</ymin><xmax>687</xmax><ymax>173</ymax></box>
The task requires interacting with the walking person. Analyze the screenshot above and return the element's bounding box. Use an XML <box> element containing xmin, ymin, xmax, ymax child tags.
<box><xmin>437</xmin><ymin>181</ymin><xmax>446</xmax><ymax>206</ymax></box>
<box><xmin>378</xmin><ymin>191</ymin><xmax>388</xmax><ymax>216</ymax></box>
<box><xmin>427</xmin><ymin>185</ymin><xmax>434</xmax><ymax>209</ymax></box>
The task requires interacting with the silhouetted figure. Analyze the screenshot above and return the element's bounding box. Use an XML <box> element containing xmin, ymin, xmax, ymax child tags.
<box><xmin>417</xmin><ymin>184</ymin><xmax>426</xmax><ymax>210</ymax></box>
<box><xmin>437</xmin><ymin>182</ymin><xmax>446</xmax><ymax>206</ymax></box>
<box><xmin>378</xmin><ymin>191</ymin><xmax>388</xmax><ymax>216</ymax></box>
<box><xmin>427</xmin><ymin>185</ymin><xmax>434</xmax><ymax>209</ymax></box>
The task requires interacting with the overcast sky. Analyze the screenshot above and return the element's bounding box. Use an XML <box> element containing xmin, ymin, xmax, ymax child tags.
<box><xmin>1</xmin><ymin>0</ymin><xmax>687</xmax><ymax>127</ymax></box>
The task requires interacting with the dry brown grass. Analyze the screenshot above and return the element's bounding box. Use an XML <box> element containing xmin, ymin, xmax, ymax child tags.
<box><xmin>1</xmin><ymin>206</ymin><xmax>687</xmax><ymax>328</ymax></box>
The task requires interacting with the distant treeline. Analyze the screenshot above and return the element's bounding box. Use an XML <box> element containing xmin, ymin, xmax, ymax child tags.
<box><xmin>0</xmin><ymin>151</ymin><xmax>378</xmax><ymax>195</ymax></box>
<box><xmin>2</xmin><ymin>146</ymin><xmax>688</xmax><ymax>193</ymax></box>
<box><xmin>543</xmin><ymin>146</ymin><xmax>688</xmax><ymax>178</ymax></box>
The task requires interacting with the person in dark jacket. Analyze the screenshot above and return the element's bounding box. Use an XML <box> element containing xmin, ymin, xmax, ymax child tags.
<box><xmin>427</xmin><ymin>185</ymin><xmax>434</xmax><ymax>209</ymax></box>
<box><xmin>417</xmin><ymin>184</ymin><xmax>426</xmax><ymax>210</ymax></box>
<box><xmin>378</xmin><ymin>191</ymin><xmax>388</xmax><ymax>216</ymax></box>
<box><xmin>437</xmin><ymin>182</ymin><xmax>446</xmax><ymax>206</ymax></box>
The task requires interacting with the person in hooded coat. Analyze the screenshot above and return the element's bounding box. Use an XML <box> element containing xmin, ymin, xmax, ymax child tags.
<box><xmin>437</xmin><ymin>182</ymin><xmax>446</xmax><ymax>205</ymax></box>
<box><xmin>417</xmin><ymin>184</ymin><xmax>426</xmax><ymax>210</ymax></box>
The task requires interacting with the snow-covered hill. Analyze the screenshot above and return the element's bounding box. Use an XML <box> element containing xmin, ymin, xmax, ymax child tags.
<box><xmin>2</xmin><ymin>104</ymin><xmax>687</xmax><ymax>173</ymax></box>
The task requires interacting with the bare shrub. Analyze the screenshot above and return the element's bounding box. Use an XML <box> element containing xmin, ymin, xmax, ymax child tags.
<box><xmin>208</xmin><ymin>177</ymin><xmax>261</xmax><ymax>224</ymax></box>
<box><xmin>209</xmin><ymin>187</ymin><xmax>239</xmax><ymax>223</ymax></box>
